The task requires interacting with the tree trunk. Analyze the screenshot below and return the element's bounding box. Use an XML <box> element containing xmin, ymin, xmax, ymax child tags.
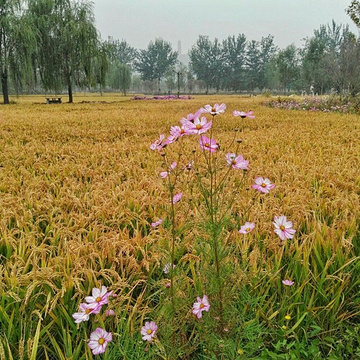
<box><xmin>68</xmin><ymin>82</ymin><xmax>73</xmax><ymax>103</ymax></box>
<box><xmin>1</xmin><ymin>69</ymin><xmax>10</xmax><ymax>104</ymax></box>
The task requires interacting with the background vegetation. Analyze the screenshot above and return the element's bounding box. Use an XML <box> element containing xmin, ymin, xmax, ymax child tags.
<box><xmin>0</xmin><ymin>94</ymin><xmax>359</xmax><ymax>359</ymax></box>
<box><xmin>3</xmin><ymin>1</ymin><xmax>360</xmax><ymax>102</ymax></box>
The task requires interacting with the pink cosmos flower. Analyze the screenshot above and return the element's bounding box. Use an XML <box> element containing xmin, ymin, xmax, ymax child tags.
<box><xmin>192</xmin><ymin>295</ymin><xmax>210</xmax><ymax>319</ymax></box>
<box><xmin>183</xmin><ymin>115</ymin><xmax>212</xmax><ymax>135</ymax></box>
<box><xmin>252</xmin><ymin>177</ymin><xmax>275</xmax><ymax>194</ymax></box>
<box><xmin>170</xmin><ymin>125</ymin><xmax>187</xmax><ymax>138</ymax></box>
<box><xmin>199</xmin><ymin>136</ymin><xmax>219</xmax><ymax>153</ymax></box>
<box><xmin>160</xmin><ymin>162</ymin><xmax>177</xmax><ymax>178</ymax></box>
<box><xmin>172</xmin><ymin>192</ymin><xmax>182</xmax><ymax>204</ymax></box>
<box><xmin>200</xmin><ymin>103</ymin><xmax>226</xmax><ymax>116</ymax></box>
<box><xmin>238</xmin><ymin>222</ymin><xmax>255</xmax><ymax>234</ymax></box>
<box><xmin>273</xmin><ymin>215</ymin><xmax>296</xmax><ymax>241</ymax></box>
<box><xmin>141</xmin><ymin>321</ymin><xmax>158</xmax><ymax>341</ymax></box>
<box><xmin>180</xmin><ymin>110</ymin><xmax>201</xmax><ymax>124</ymax></box>
<box><xmin>85</xmin><ymin>286</ymin><xmax>112</xmax><ymax>307</ymax></box>
<box><xmin>150</xmin><ymin>134</ymin><xmax>165</xmax><ymax>151</ymax></box>
<box><xmin>151</xmin><ymin>218</ymin><xmax>163</xmax><ymax>228</ymax></box>
<box><xmin>226</xmin><ymin>153</ymin><xmax>249</xmax><ymax>170</ymax></box>
<box><xmin>72</xmin><ymin>302</ymin><xmax>102</xmax><ymax>324</ymax></box>
<box><xmin>233</xmin><ymin>110</ymin><xmax>255</xmax><ymax>119</ymax></box>
<box><xmin>88</xmin><ymin>327</ymin><xmax>112</xmax><ymax>355</ymax></box>
<box><xmin>282</xmin><ymin>279</ymin><xmax>295</xmax><ymax>286</ymax></box>
<box><xmin>105</xmin><ymin>309</ymin><xmax>115</xmax><ymax>317</ymax></box>
<box><xmin>162</xmin><ymin>135</ymin><xmax>177</xmax><ymax>147</ymax></box>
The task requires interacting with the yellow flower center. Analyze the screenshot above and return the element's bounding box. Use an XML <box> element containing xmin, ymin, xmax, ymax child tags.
<box><xmin>231</xmin><ymin>160</ymin><xmax>237</xmax><ymax>165</ymax></box>
<box><xmin>147</xmin><ymin>329</ymin><xmax>152</xmax><ymax>335</ymax></box>
<box><xmin>96</xmin><ymin>297</ymin><xmax>102</xmax><ymax>302</ymax></box>
<box><xmin>261</xmin><ymin>183</ymin><xmax>266</xmax><ymax>188</ymax></box>
<box><xmin>200</xmin><ymin>303</ymin><xmax>205</xmax><ymax>309</ymax></box>
<box><xmin>280</xmin><ymin>225</ymin><xmax>285</xmax><ymax>231</ymax></box>
<box><xmin>204</xmin><ymin>143</ymin><xmax>210</xmax><ymax>148</ymax></box>
<box><xmin>180</xmin><ymin>129</ymin><xmax>185</xmax><ymax>134</ymax></box>
<box><xmin>246</xmin><ymin>228</ymin><xmax>250</xmax><ymax>232</ymax></box>
<box><xmin>85</xmin><ymin>308</ymin><xmax>92</xmax><ymax>314</ymax></box>
<box><xmin>98</xmin><ymin>338</ymin><xmax>105</xmax><ymax>345</ymax></box>
<box><xmin>211</xmin><ymin>107</ymin><xmax>216</xmax><ymax>113</ymax></box>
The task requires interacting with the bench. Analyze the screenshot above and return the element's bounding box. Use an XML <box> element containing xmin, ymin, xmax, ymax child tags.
<box><xmin>46</xmin><ymin>97</ymin><xmax>62</xmax><ymax>104</ymax></box>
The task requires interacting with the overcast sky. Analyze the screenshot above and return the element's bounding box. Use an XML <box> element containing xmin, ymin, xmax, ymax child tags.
<box><xmin>91</xmin><ymin>0</ymin><xmax>359</xmax><ymax>53</ymax></box>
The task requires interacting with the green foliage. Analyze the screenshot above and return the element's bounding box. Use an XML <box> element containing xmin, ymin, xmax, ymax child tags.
<box><xmin>0</xmin><ymin>0</ymin><xmax>36</xmax><ymax>104</ymax></box>
<box><xmin>108</xmin><ymin>62</ymin><xmax>132</xmax><ymax>95</ymax></box>
<box><xmin>28</xmin><ymin>0</ymin><xmax>99</xmax><ymax>102</ymax></box>
<box><xmin>134</xmin><ymin>38</ymin><xmax>178</xmax><ymax>88</ymax></box>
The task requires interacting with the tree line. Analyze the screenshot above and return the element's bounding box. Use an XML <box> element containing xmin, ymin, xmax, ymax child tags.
<box><xmin>2</xmin><ymin>0</ymin><xmax>360</xmax><ymax>104</ymax></box>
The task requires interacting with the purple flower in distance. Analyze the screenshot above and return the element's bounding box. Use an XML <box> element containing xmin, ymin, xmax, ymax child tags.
<box><xmin>282</xmin><ymin>279</ymin><xmax>295</xmax><ymax>286</ymax></box>
<box><xmin>233</xmin><ymin>110</ymin><xmax>255</xmax><ymax>119</ymax></box>
<box><xmin>183</xmin><ymin>115</ymin><xmax>212</xmax><ymax>135</ymax></box>
<box><xmin>273</xmin><ymin>215</ymin><xmax>296</xmax><ymax>241</ymax></box>
<box><xmin>150</xmin><ymin>134</ymin><xmax>165</xmax><ymax>151</ymax></box>
<box><xmin>141</xmin><ymin>321</ymin><xmax>158</xmax><ymax>341</ymax></box>
<box><xmin>172</xmin><ymin>192</ymin><xmax>182</xmax><ymax>204</ymax></box>
<box><xmin>252</xmin><ymin>177</ymin><xmax>275</xmax><ymax>194</ymax></box>
<box><xmin>192</xmin><ymin>295</ymin><xmax>210</xmax><ymax>319</ymax></box>
<box><xmin>88</xmin><ymin>328</ymin><xmax>112</xmax><ymax>355</ymax></box>
<box><xmin>151</xmin><ymin>218</ymin><xmax>163</xmax><ymax>228</ymax></box>
<box><xmin>226</xmin><ymin>153</ymin><xmax>249</xmax><ymax>170</ymax></box>
<box><xmin>238</xmin><ymin>222</ymin><xmax>255</xmax><ymax>234</ymax></box>
<box><xmin>199</xmin><ymin>136</ymin><xmax>219</xmax><ymax>153</ymax></box>
<box><xmin>200</xmin><ymin>103</ymin><xmax>226</xmax><ymax>116</ymax></box>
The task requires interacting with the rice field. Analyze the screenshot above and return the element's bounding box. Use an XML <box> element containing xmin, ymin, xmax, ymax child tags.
<box><xmin>0</xmin><ymin>94</ymin><xmax>359</xmax><ymax>359</ymax></box>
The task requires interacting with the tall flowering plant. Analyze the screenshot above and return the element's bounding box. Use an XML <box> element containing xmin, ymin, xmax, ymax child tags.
<box><xmin>149</xmin><ymin>102</ymin><xmax>295</xmax><ymax>355</ymax></box>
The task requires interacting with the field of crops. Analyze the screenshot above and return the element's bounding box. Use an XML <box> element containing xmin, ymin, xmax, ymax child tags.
<box><xmin>0</xmin><ymin>94</ymin><xmax>359</xmax><ymax>359</ymax></box>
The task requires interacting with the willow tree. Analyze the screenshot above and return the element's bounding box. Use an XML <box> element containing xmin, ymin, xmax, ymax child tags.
<box><xmin>28</xmin><ymin>0</ymin><xmax>98</xmax><ymax>103</ymax></box>
<box><xmin>0</xmin><ymin>0</ymin><xmax>35</xmax><ymax>104</ymax></box>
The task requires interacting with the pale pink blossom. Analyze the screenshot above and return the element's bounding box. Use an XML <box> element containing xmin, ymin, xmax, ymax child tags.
<box><xmin>273</xmin><ymin>215</ymin><xmax>296</xmax><ymax>241</ymax></box>
<box><xmin>180</xmin><ymin>110</ymin><xmax>201</xmax><ymax>124</ymax></box>
<box><xmin>233</xmin><ymin>110</ymin><xmax>255</xmax><ymax>119</ymax></box>
<box><xmin>282</xmin><ymin>279</ymin><xmax>295</xmax><ymax>286</ymax></box>
<box><xmin>105</xmin><ymin>309</ymin><xmax>116</xmax><ymax>317</ymax></box>
<box><xmin>162</xmin><ymin>135</ymin><xmax>177</xmax><ymax>147</ymax></box>
<box><xmin>252</xmin><ymin>177</ymin><xmax>275</xmax><ymax>194</ymax></box>
<box><xmin>238</xmin><ymin>222</ymin><xmax>255</xmax><ymax>234</ymax></box>
<box><xmin>199</xmin><ymin>136</ymin><xmax>219</xmax><ymax>153</ymax></box>
<box><xmin>88</xmin><ymin>328</ymin><xmax>112</xmax><ymax>355</ymax></box>
<box><xmin>72</xmin><ymin>302</ymin><xmax>102</xmax><ymax>324</ymax></box>
<box><xmin>183</xmin><ymin>116</ymin><xmax>212</xmax><ymax>135</ymax></box>
<box><xmin>151</xmin><ymin>218</ymin><xmax>163</xmax><ymax>228</ymax></box>
<box><xmin>226</xmin><ymin>153</ymin><xmax>249</xmax><ymax>170</ymax></box>
<box><xmin>160</xmin><ymin>162</ymin><xmax>177</xmax><ymax>178</ymax></box>
<box><xmin>170</xmin><ymin>125</ymin><xmax>187</xmax><ymax>138</ymax></box>
<box><xmin>172</xmin><ymin>192</ymin><xmax>182</xmax><ymax>204</ymax></box>
<box><xmin>160</xmin><ymin>171</ymin><xmax>169</xmax><ymax>179</ymax></box>
<box><xmin>150</xmin><ymin>134</ymin><xmax>165</xmax><ymax>151</ymax></box>
<box><xmin>192</xmin><ymin>295</ymin><xmax>210</xmax><ymax>319</ymax></box>
<box><xmin>141</xmin><ymin>321</ymin><xmax>158</xmax><ymax>341</ymax></box>
<box><xmin>200</xmin><ymin>103</ymin><xmax>226</xmax><ymax>116</ymax></box>
<box><xmin>85</xmin><ymin>286</ymin><xmax>112</xmax><ymax>307</ymax></box>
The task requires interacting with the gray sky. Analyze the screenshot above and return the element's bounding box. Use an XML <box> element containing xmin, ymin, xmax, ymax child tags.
<box><xmin>91</xmin><ymin>0</ymin><xmax>359</xmax><ymax>53</ymax></box>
